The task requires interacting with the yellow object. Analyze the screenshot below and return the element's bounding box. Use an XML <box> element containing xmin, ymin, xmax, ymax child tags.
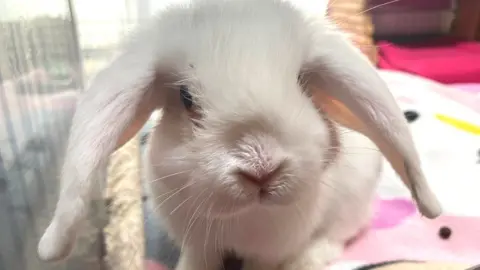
<box><xmin>435</xmin><ymin>114</ymin><xmax>480</xmax><ymax>135</ymax></box>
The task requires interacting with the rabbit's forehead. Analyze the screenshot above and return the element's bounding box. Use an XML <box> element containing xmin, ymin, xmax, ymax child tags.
<box><xmin>187</xmin><ymin>54</ymin><xmax>301</xmax><ymax>99</ymax></box>
<box><xmin>183</xmin><ymin>27</ymin><xmax>308</xmax><ymax>91</ymax></box>
<box><xmin>185</xmin><ymin>35</ymin><xmax>307</xmax><ymax>72</ymax></box>
<box><xmin>177</xmin><ymin>0</ymin><xmax>311</xmax><ymax>72</ymax></box>
<box><xmin>178</xmin><ymin>34</ymin><xmax>309</xmax><ymax>111</ymax></box>
<box><xmin>163</xmin><ymin>0</ymin><xmax>315</xmax><ymax>102</ymax></box>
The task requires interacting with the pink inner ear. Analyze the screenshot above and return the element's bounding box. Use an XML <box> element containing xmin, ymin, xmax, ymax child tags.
<box><xmin>371</xmin><ymin>198</ymin><xmax>417</xmax><ymax>229</ymax></box>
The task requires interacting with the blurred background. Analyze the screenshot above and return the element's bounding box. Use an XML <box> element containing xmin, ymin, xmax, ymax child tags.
<box><xmin>1</xmin><ymin>1</ymin><xmax>157</xmax><ymax>269</ymax></box>
<box><xmin>1</xmin><ymin>0</ymin><xmax>479</xmax><ymax>270</ymax></box>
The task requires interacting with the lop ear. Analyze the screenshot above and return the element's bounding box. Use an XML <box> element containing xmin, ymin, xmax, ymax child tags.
<box><xmin>304</xmin><ymin>21</ymin><xmax>441</xmax><ymax>218</ymax></box>
<box><xmin>37</xmin><ymin>31</ymin><xmax>167</xmax><ymax>261</ymax></box>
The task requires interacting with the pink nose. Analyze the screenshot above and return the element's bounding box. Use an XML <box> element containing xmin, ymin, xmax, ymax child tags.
<box><xmin>236</xmin><ymin>165</ymin><xmax>282</xmax><ymax>186</ymax></box>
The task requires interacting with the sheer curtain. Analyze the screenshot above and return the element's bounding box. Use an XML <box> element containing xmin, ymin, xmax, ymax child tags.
<box><xmin>0</xmin><ymin>0</ymin><xmax>142</xmax><ymax>269</ymax></box>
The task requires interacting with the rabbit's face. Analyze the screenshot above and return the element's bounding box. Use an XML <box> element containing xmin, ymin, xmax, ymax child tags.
<box><xmin>38</xmin><ymin>0</ymin><xmax>441</xmax><ymax>262</ymax></box>
<box><xmin>150</xmin><ymin>36</ymin><xmax>334</xmax><ymax>218</ymax></box>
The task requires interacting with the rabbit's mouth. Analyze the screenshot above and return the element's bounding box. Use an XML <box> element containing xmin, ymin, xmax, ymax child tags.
<box><xmin>196</xmin><ymin>176</ymin><xmax>301</xmax><ymax>219</ymax></box>
<box><xmin>256</xmin><ymin>186</ymin><xmax>296</xmax><ymax>206</ymax></box>
<box><xmin>210</xmin><ymin>176</ymin><xmax>300</xmax><ymax>217</ymax></box>
<box><xmin>242</xmin><ymin>178</ymin><xmax>299</xmax><ymax>207</ymax></box>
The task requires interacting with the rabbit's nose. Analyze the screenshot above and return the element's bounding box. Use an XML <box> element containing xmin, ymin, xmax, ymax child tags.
<box><xmin>236</xmin><ymin>164</ymin><xmax>283</xmax><ymax>186</ymax></box>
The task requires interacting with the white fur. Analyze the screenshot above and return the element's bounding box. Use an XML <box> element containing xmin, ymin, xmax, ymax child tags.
<box><xmin>142</xmin><ymin>0</ymin><xmax>381</xmax><ymax>269</ymax></box>
<box><xmin>149</xmin><ymin>121</ymin><xmax>381</xmax><ymax>270</ymax></box>
<box><xmin>38</xmin><ymin>0</ymin><xmax>440</xmax><ymax>266</ymax></box>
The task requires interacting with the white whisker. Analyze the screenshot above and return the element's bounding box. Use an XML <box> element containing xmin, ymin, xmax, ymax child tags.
<box><xmin>149</xmin><ymin>169</ymin><xmax>192</xmax><ymax>183</ymax></box>
<box><xmin>153</xmin><ymin>181</ymin><xmax>196</xmax><ymax>214</ymax></box>
<box><xmin>182</xmin><ymin>188</ymin><xmax>209</xmax><ymax>251</ymax></box>
<box><xmin>357</xmin><ymin>0</ymin><xmax>400</xmax><ymax>15</ymax></box>
<box><xmin>327</xmin><ymin>0</ymin><xmax>340</xmax><ymax>10</ymax></box>
<box><xmin>203</xmin><ymin>192</ymin><xmax>215</xmax><ymax>270</ymax></box>
<box><xmin>170</xmin><ymin>195</ymin><xmax>193</xmax><ymax>215</ymax></box>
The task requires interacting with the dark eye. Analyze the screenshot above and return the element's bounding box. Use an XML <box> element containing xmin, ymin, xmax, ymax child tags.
<box><xmin>180</xmin><ymin>85</ymin><xmax>193</xmax><ymax>109</ymax></box>
<box><xmin>298</xmin><ymin>74</ymin><xmax>312</xmax><ymax>97</ymax></box>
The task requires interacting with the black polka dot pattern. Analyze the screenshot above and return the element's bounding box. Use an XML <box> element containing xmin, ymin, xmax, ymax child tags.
<box><xmin>404</xmin><ymin>110</ymin><xmax>420</xmax><ymax>123</ymax></box>
<box><xmin>438</xmin><ymin>226</ymin><xmax>452</xmax><ymax>240</ymax></box>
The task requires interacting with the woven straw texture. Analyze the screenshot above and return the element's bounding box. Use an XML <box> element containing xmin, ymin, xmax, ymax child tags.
<box><xmin>103</xmin><ymin>135</ymin><xmax>145</xmax><ymax>270</ymax></box>
<box><xmin>327</xmin><ymin>0</ymin><xmax>378</xmax><ymax>64</ymax></box>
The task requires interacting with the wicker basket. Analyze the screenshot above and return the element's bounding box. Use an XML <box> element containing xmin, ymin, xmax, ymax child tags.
<box><xmin>102</xmin><ymin>135</ymin><xmax>145</xmax><ymax>270</ymax></box>
<box><xmin>327</xmin><ymin>0</ymin><xmax>378</xmax><ymax>64</ymax></box>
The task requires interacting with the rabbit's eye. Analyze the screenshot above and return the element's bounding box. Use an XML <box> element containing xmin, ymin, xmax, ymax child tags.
<box><xmin>180</xmin><ymin>85</ymin><xmax>193</xmax><ymax>109</ymax></box>
<box><xmin>297</xmin><ymin>74</ymin><xmax>312</xmax><ymax>97</ymax></box>
<box><xmin>179</xmin><ymin>85</ymin><xmax>202</xmax><ymax>126</ymax></box>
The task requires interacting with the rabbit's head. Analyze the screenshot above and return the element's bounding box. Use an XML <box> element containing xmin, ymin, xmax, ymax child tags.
<box><xmin>37</xmin><ymin>0</ymin><xmax>441</xmax><ymax>262</ymax></box>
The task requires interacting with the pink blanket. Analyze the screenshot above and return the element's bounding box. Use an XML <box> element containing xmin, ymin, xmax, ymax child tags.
<box><xmin>377</xmin><ymin>38</ymin><xmax>480</xmax><ymax>84</ymax></box>
<box><xmin>329</xmin><ymin>70</ymin><xmax>480</xmax><ymax>270</ymax></box>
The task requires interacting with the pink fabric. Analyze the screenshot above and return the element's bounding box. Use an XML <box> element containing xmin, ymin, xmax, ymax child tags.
<box><xmin>430</xmin><ymin>82</ymin><xmax>480</xmax><ymax>114</ymax></box>
<box><xmin>377</xmin><ymin>39</ymin><xmax>480</xmax><ymax>84</ymax></box>
<box><xmin>450</xmin><ymin>83</ymin><xmax>480</xmax><ymax>94</ymax></box>
<box><xmin>146</xmin><ymin>260</ymin><xmax>169</xmax><ymax>270</ymax></box>
<box><xmin>370</xmin><ymin>199</ymin><xmax>417</xmax><ymax>229</ymax></box>
<box><xmin>342</xmin><ymin>198</ymin><xmax>480</xmax><ymax>265</ymax></box>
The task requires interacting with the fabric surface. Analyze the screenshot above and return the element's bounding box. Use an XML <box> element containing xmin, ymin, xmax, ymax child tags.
<box><xmin>450</xmin><ymin>83</ymin><xmax>480</xmax><ymax>94</ymax></box>
<box><xmin>143</xmin><ymin>70</ymin><xmax>480</xmax><ymax>270</ymax></box>
<box><xmin>329</xmin><ymin>70</ymin><xmax>480</xmax><ymax>270</ymax></box>
<box><xmin>377</xmin><ymin>38</ymin><xmax>480</xmax><ymax>84</ymax></box>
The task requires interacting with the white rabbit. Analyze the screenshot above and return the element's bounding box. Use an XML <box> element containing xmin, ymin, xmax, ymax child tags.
<box><xmin>148</xmin><ymin>116</ymin><xmax>384</xmax><ymax>270</ymax></box>
<box><xmin>37</xmin><ymin>0</ymin><xmax>442</xmax><ymax>269</ymax></box>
